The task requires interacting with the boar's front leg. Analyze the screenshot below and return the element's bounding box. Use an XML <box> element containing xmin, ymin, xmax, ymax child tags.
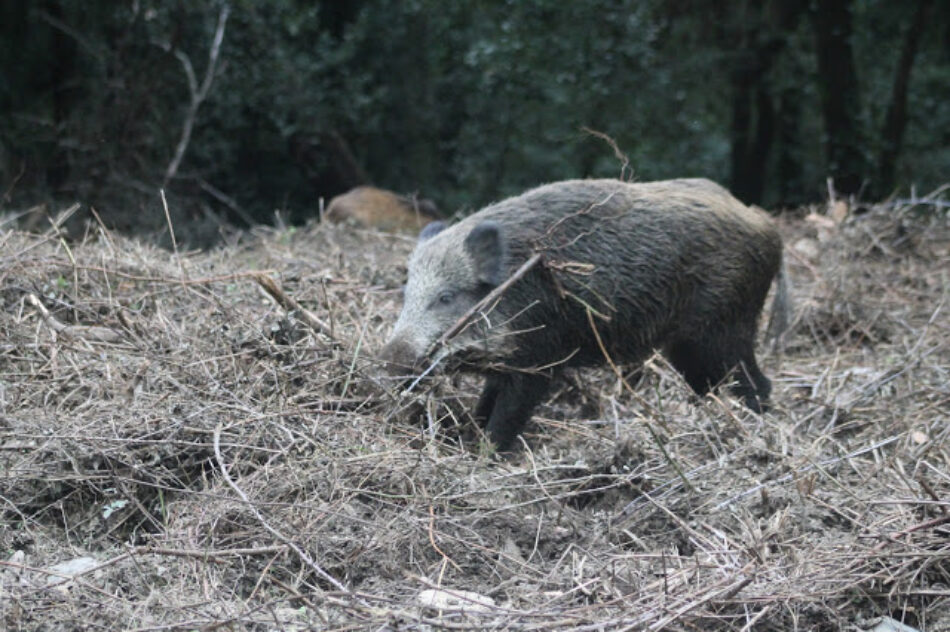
<box><xmin>473</xmin><ymin>374</ymin><xmax>503</xmax><ymax>426</ymax></box>
<box><xmin>475</xmin><ymin>372</ymin><xmax>551</xmax><ymax>451</ymax></box>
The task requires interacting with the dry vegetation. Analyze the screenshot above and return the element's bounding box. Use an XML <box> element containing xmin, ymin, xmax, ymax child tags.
<box><xmin>1</xmin><ymin>198</ymin><xmax>948</xmax><ymax>631</ymax></box>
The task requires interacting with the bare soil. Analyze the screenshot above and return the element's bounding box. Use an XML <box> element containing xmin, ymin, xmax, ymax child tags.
<box><xmin>1</xmin><ymin>199</ymin><xmax>948</xmax><ymax>631</ymax></box>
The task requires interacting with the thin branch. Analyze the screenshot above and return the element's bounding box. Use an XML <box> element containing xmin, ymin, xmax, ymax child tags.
<box><xmin>160</xmin><ymin>189</ymin><xmax>187</xmax><ymax>286</ymax></box>
<box><xmin>36</xmin><ymin>10</ymin><xmax>104</xmax><ymax>61</ymax></box>
<box><xmin>581</xmin><ymin>127</ymin><xmax>633</xmax><ymax>181</ymax></box>
<box><xmin>163</xmin><ymin>4</ymin><xmax>230</xmax><ymax>185</ymax></box>
<box><xmin>196</xmin><ymin>177</ymin><xmax>256</xmax><ymax>226</ymax></box>
<box><xmin>254</xmin><ymin>273</ymin><xmax>335</xmax><ymax>340</ymax></box>
<box><xmin>893</xmin><ymin>198</ymin><xmax>950</xmax><ymax>209</ymax></box>
<box><xmin>27</xmin><ymin>293</ymin><xmax>122</xmax><ymax>343</ymax></box>
<box><xmin>432</xmin><ymin>252</ymin><xmax>543</xmax><ymax>352</ymax></box>
<box><xmin>212</xmin><ymin>425</ymin><xmax>352</xmax><ymax>596</ymax></box>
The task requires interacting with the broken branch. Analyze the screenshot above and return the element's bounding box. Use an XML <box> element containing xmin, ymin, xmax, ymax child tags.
<box><xmin>433</xmin><ymin>252</ymin><xmax>542</xmax><ymax>350</ymax></box>
<box><xmin>163</xmin><ymin>4</ymin><xmax>230</xmax><ymax>186</ymax></box>
<box><xmin>254</xmin><ymin>273</ymin><xmax>335</xmax><ymax>340</ymax></box>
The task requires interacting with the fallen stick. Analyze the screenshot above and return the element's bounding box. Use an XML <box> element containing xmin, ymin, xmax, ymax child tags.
<box><xmin>27</xmin><ymin>294</ymin><xmax>122</xmax><ymax>343</ymax></box>
<box><xmin>254</xmin><ymin>273</ymin><xmax>335</xmax><ymax>340</ymax></box>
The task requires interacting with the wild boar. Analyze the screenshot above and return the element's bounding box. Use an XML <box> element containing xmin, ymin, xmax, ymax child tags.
<box><xmin>324</xmin><ymin>186</ymin><xmax>440</xmax><ymax>233</ymax></box>
<box><xmin>379</xmin><ymin>178</ymin><xmax>785</xmax><ymax>450</ymax></box>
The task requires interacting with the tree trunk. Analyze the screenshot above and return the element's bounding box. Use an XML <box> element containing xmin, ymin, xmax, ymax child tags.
<box><xmin>729</xmin><ymin>66</ymin><xmax>754</xmax><ymax>202</ymax></box>
<box><xmin>319</xmin><ymin>0</ymin><xmax>364</xmax><ymax>40</ymax></box>
<box><xmin>45</xmin><ymin>0</ymin><xmax>76</xmax><ymax>190</ymax></box>
<box><xmin>775</xmin><ymin>83</ymin><xmax>805</xmax><ymax>205</ymax></box>
<box><xmin>730</xmin><ymin>68</ymin><xmax>774</xmax><ymax>205</ymax></box>
<box><xmin>876</xmin><ymin>0</ymin><xmax>934</xmax><ymax>197</ymax></box>
<box><xmin>727</xmin><ymin>0</ymin><xmax>805</xmax><ymax>205</ymax></box>
<box><xmin>812</xmin><ymin>0</ymin><xmax>868</xmax><ymax>196</ymax></box>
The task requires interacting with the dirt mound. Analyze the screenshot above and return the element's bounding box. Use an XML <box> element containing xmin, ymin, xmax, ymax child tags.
<box><xmin>1</xmin><ymin>202</ymin><xmax>948</xmax><ymax>630</ymax></box>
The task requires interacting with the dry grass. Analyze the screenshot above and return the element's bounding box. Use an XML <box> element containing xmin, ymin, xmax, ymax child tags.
<box><xmin>1</xmin><ymin>199</ymin><xmax>947</xmax><ymax>631</ymax></box>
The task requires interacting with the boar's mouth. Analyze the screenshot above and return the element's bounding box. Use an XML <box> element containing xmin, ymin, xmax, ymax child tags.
<box><xmin>377</xmin><ymin>333</ymin><xmax>502</xmax><ymax>390</ymax></box>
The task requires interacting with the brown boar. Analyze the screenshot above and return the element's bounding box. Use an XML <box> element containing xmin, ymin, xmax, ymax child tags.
<box><xmin>324</xmin><ymin>186</ymin><xmax>440</xmax><ymax>233</ymax></box>
<box><xmin>379</xmin><ymin>178</ymin><xmax>785</xmax><ymax>451</ymax></box>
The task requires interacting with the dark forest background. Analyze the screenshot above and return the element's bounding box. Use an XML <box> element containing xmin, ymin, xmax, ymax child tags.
<box><xmin>1</xmin><ymin>0</ymin><xmax>947</xmax><ymax>244</ymax></box>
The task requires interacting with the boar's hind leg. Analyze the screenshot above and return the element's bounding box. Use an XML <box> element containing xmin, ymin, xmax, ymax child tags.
<box><xmin>726</xmin><ymin>349</ymin><xmax>771</xmax><ymax>413</ymax></box>
<box><xmin>666</xmin><ymin>335</ymin><xmax>771</xmax><ymax>412</ymax></box>
<box><xmin>476</xmin><ymin>372</ymin><xmax>551</xmax><ymax>451</ymax></box>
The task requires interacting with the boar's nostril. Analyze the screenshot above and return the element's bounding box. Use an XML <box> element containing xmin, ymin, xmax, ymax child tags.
<box><xmin>378</xmin><ymin>340</ymin><xmax>420</xmax><ymax>377</ymax></box>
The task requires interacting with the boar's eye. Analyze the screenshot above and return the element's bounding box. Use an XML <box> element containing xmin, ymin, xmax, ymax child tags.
<box><xmin>437</xmin><ymin>290</ymin><xmax>456</xmax><ymax>305</ymax></box>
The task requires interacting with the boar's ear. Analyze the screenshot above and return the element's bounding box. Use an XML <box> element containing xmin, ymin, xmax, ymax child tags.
<box><xmin>418</xmin><ymin>221</ymin><xmax>446</xmax><ymax>242</ymax></box>
<box><xmin>464</xmin><ymin>221</ymin><xmax>505</xmax><ymax>286</ymax></box>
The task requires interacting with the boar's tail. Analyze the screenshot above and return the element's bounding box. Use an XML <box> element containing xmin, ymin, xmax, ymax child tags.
<box><xmin>765</xmin><ymin>255</ymin><xmax>792</xmax><ymax>348</ymax></box>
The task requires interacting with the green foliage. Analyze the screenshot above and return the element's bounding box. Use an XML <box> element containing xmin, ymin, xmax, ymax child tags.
<box><xmin>0</xmin><ymin>0</ymin><xmax>947</xmax><ymax>243</ymax></box>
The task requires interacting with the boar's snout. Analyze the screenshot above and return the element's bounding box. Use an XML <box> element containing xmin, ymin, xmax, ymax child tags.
<box><xmin>377</xmin><ymin>338</ymin><xmax>422</xmax><ymax>378</ymax></box>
